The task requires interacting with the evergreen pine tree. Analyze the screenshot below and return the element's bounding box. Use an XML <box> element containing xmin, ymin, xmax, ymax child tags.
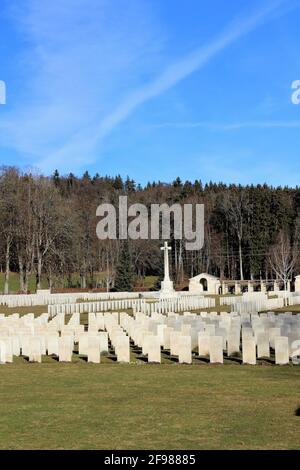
<box><xmin>114</xmin><ymin>241</ymin><xmax>134</xmax><ymax>292</ymax></box>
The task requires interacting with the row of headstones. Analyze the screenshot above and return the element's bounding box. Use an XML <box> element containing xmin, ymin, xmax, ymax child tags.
<box><xmin>0</xmin><ymin>335</ymin><xmax>74</xmax><ymax>363</ymax></box>
<box><xmin>224</xmin><ymin>298</ymin><xmax>281</xmax><ymax>312</ymax></box>
<box><xmin>0</xmin><ymin>325</ymin><xmax>294</xmax><ymax>365</ymax></box>
<box><xmin>2</xmin><ymin>310</ymin><xmax>300</xmax><ymax>365</ymax></box>
<box><xmin>135</xmin><ymin>296</ymin><xmax>215</xmax><ymax>315</ymax></box>
<box><xmin>0</xmin><ymin>293</ymin><xmax>81</xmax><ymax>307</ymax></box>
<box><xmin>118</xmin><ymin>311</ymin><xmax>300</xmax><ymax>364</ymax></box>
<box><xmin>0</xmin><ymin>291</ymin><xmax>140</xmax><ymax>308</ymax></box>
<box><xmin>48</xmin><ymin>294</ymin><xmax>216</xmax><ymax>318</ymax></box>
<box><xmin>48</xmin><ymin>298</ymin><xmax>147</xmax><ymax>316</ymax></box>
<box><xmin>232</xmin><ymin>298</ymin><xmax>285</xmax><ymax>314</ymax></box>
<box><xmin>220</xmin><ymin>292</ymin><xmax>267</xmax><ymax>305</ymax></box>
<box><xmin>0</xmin><ymin>311</ymin><xmax>131</xmax><ymax>364</ymax></box>
<box><xmin>220</xmin><ymin>293</ymin><xmax>286</xmax><ymax>313</ymax></box>
<box><xmin>70</xmin><ymin>309</ymin><xmax>300</xmax><ymax>363</ymax></box>
<box><xmin>0</xmin><ymin>311</ymin><xmax>75</xmax><ymax>363</ymax></box>
<box><xmin>0</xmin><ymin>312</ymin><xmax>49</xmax><ymax>325</ymax></box>
<box><xmin>132</xmin><ymin>310</ymin><xmax>251</xmax><ymax>337</ymax></box>
<box><xmin>70</xmin><ymin>310</ymin><xmax>300</xmax><ymax>365</ymax></box>
<box><xmin>88</xmin><ymin>312</ymin><xmax>130</xmax><ymax>362</ymax></box>
<box><xmin>0</xmin><ymin>332</ymin><xmax>111</xmax><ymax>363</ymax></box>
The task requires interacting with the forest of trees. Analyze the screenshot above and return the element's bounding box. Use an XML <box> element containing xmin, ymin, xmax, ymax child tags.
<box><xmin>0</xmin><ymin>166</ymin><xmax>300</xmax><ymax>293</ymax></box>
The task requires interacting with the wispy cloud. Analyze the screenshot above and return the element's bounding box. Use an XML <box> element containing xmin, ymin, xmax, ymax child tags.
<box><xmin>151</xmin><ymin>120</ymin><xmax>300</xmax><ymax>130</ymax></box>
<box><xmin>0</xmin><ymin>0</ymin><xmax>295</xmax><ymax>174</ymax></box>
<box><xmin>36</xmin><ymin>0</ymin><xmax>289</xmax><ymax>172</ymax></box>
<box><xmin>1</xmin><ymin>0</ymin><xmax>163</xmax><ymax>166</ymax></box>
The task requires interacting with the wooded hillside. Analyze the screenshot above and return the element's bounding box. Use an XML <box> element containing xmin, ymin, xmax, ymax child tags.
<box><xmin>1</xmin><ymin>166</ymin><xmax>299</xmax><ymax>292</ymax></box>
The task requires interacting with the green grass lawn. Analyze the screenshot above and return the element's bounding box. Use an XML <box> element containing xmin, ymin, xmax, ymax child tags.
<box><xmin>267</xmin><ymin>305</ymin><xmax>300</xmax><ymax>313</ymax></box>
<box><xmin>0</xmin><ymin>361</ymin><xmax>299</xmax><ymax>450</ymax></box>
<box><xmin>0</xmin><ymin>273</ymin><xmax>159</xmax><ymax>293</ymax></box>
<box><xmin>0</xmin><ymin>272</ymin><xmax>44</xmax><ymax>293</ymax></box>
<box><xmin>0</xmin><ymin>305</ymin><xmax>49</xmax><ymax>316</ymax></box>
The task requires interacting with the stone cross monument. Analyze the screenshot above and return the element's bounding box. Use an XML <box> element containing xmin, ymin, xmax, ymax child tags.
<box><xmin>160</xmin><ymin>241</ymin><xmax>176</xmax><ymax>298</ymax></box>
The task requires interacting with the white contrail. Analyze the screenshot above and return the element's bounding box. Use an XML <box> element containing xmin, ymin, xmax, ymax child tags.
<box><xmin>37</xmin><ymin>0</ymin><xmax>288</xmax><ymax>171</ymax></box>
<box><xmin>152</xmin><ymin>120</ymin><xmax>300</xmax><ymax>130</ymax></box>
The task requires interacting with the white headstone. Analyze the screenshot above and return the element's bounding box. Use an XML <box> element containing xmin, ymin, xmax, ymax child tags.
<box><xmin>88</xmin><ymin>336</ymin><xmax>100</xmax><ymax>363</ymax></box>
<box><xmin>21</xmin><ymin>336</ymin><xmax>31</xmax><ymax>357</ymax></box>
<box><xmin>58</xmin><ymin>337</ymin><xmax>73</xmax><ymax>362</ymax></box>
<box><xmin>178</xmin><ymin>335</ymin><xmax>192</xmax><ymax>364</ymax></box>
<box><xmin>269</xmin><ymin>327</ymin><xmax>281</xmax><ymax>349</ymax></box>
<box><xmin>242</xmin><ymin>337</ymin><xmax>256</xmax><ymax>365</ymax></box>
<box><xmin>162</xmin><ymin>327</ymin><xmax>174</xmax><ymax>349</ymax></box>
<box><xmin>209</xmin><ymin>336</ymin><xmax>223</xmax><ymax>364</ymax></box>
<box><xmin>170</xmin><ymin>331</ymin><xmax>182</xmax><ymax>356</ymax></box>
<box><xmin>29</xmin><ymin>337</ymin><xmax>42</xmax><ymax>363</ymax></box>
<box><xmin>0</xmin><ymin>340</ymin><xmax>6</xmax><ymax>364</ymax></box>
<box><xmin>257</xmin><ymin>333</ymin><xmax>270</xmax><ymax>358</ymax></box>
<box><xmin>157</xmin><ymin>324</ymin><xmax>167</xmax><ymax>346</ymax></box>
<box><xmin>11</xmin><ymin>336</ymin><xmax>21</xmax><ymax>356</ymax></box>
<box><xmin>275</xmin><ymin>336</ymin><xmax>289</xmax><ymax>365</ymax></box>
<box><xmin>0</xmin><ymin>337</ymin><xmax>13</xmax><ymax>363</ymax></box>
<box><xmin>227</xmin><ymin>332</ymin><xmax>240</xmax><ymax>356</ymax></box>
<box><xmin>79</xmin><ymin>333</ymin><xmax>88</xmax><ymax>356</ymax></box>
<box><xmin>99</xmin><ymin>332</ymin><xmax>109</xmax><ymax>355</ymax></box>
<box><xmin>144</xmin><ymin>335</ymin><xmax>161</xmax><ymax>363</ymax></box>
<box><xmin>116</xmin><ymin>335</ymin><xmax>130</xmax><ymax>363</ymax></box>
<box><xmin>198</xmin><ymin>332</ymin><xmax>210</xmax><ymax>356</ymax></box>
<box><xmin>47</xmin><ymin>335</ymin><xmax>59</xmax><ymax>356</ymax></box>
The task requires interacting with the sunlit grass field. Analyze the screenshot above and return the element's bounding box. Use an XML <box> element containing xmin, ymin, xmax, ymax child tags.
<box><xmin>0</xmin><ymin>361</ymin><xmax>299</xmax><ymax>450</ymax></box>
<box><xmin>0</xmin><ymin>273</ymin><xmax>160</xmax><ymax>293</ymax></box>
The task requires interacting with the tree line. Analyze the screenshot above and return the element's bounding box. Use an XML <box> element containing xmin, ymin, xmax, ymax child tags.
<box><xmin>0</xmin><ymin>166</ymin><xmax>299</xmax><ymax>293</ymax></box>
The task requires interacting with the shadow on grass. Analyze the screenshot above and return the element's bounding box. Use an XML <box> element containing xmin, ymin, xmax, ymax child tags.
<box><xmin>50</xmin><ymin>355</ymin><xmax>59</xmax><ymax>362</ymax></box>
<box><xmin>136</xmin><ymin>355</ymin><xmax>148</xmax><ymax>363</ymax></box>
<box><xmin>257</xmin><ymin>357</ymin><xmax>275</xmax><ymax>365</ymax></box>
<box><xmin>79</xmin><ymin>356</ymin><xmax>88</xmax><ymax>362</ymax></box>
<box><xmin>294</xmin><ymin>405</ymin><xmax>300</xmax><ymax>416</ymax></box>
<box><xmin>194</xmin><ymin>356</ymin><xmax>210</xmax><ymax>364</ymax></box>
<box><xmin>225</xmin><ymin>355</ymin><xmax>243</xmax><ymax>365</ymax></box>
<box><xmin>110</xmin><ymin>356</ymin><xmax>118</xmax><ymax>362</ymax></box>
<box><xmin>168</xmin><ymin>355</ymin><xmax>178</xmax><ymax>363</ymax></box>
<box><xmin>162</xmin><ymin>349</ymin><xmax>171</xmax><ymax>356</ymax></box>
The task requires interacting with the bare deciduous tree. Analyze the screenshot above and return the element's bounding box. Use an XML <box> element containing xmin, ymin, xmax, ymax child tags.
<box><xmin>222</xmin><ymin>188</ymin><xmax>250</xmax><ymax>281</ymax></box>
<box><xmin>269</xmin><ymin>230</ymin><xmax>298</xmax><ymax>304</ymax></box>
<box><xmin>0</xmin><ymin>167</ymin><xmax>19</xmax><ymax>293</ymax></box>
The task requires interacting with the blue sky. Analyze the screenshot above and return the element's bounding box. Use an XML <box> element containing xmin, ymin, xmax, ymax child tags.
<box><xmin>0</xmin><ymin>0</ymin><xmax>300</xmax><ymax>186</ymax></box>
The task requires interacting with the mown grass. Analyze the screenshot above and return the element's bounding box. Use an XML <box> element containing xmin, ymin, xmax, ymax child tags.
<box><xmin>0</xmin><ymin>273</ymin><xmax>159</xmax><ymax>294</ymax></box>
<box><xmin>0</xmin><ymin>272</ymin><xmax>114</xmax><ymax>293</ymax></box>
<box><xmin>0</xmin><ymin>272</ymin><xmax>47</xmax><ymax>293</ymax></box>
<box><xmin>268</xmin><ymin>305</ymin><xmax>300</xmax><ymax>313</ymax></box>
<box><xmin>0</xmin><ymin>305</ymin><xmax>48</xmax><ymax>316</ymax></box>
<box><xmin>0</xmin><ymin>362</ymin><xmax>299</xmax><ymax>450</ymax></box>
